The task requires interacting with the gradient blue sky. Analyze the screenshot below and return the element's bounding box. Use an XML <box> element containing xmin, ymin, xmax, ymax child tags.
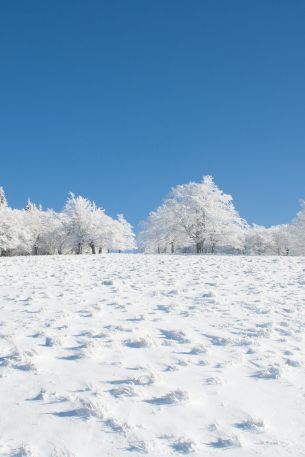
<box><xmin>1</xmin><ymin>0</ymin><xmax>304</xmax><ymax>229</ymax></box>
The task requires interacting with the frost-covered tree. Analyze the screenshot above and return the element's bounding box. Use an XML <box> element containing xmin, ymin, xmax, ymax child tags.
<box><xmin>269</xmin><ymin>224</ymin><xmax>292</xmax><ymax>256</ymax></box>
<box><xmin>0</xmin><ymin>187</ymin><xmax>8</xmax><ymax>208</ymax></box>
<box><xmin>34</xmin><ymin>210</ymin><xmax>67</xmax><ymax>255</ymax></box>
<box><xmin>138</xmin><ymin>202</ymin><xmax>186</xmax><ymax>253</ymax></box>
<box><xmin>1</xmin><ymin>181</ymin><xmax>304</xmax><ymax>257</ymax></box>
<box><xmin>62</xmin><ymin>193</ymin><xmax>135</xmax><ymax>254</ymax></box>
<box><xmin>63</xmin><ymin>193</ymin><xmax>100</xmax><ymax>254</ymax></box>
<box><xmin>139</xmin><ymin>176</ymin><xmax>246</xmax><ymax>253</ymax></box>
<box><xmin>289</xmin><ymin>200</ymin><xmax>305</xmax><ymax>255</ymax></box>
<box><xmin>0</xmin><ymin>190</ymin><xmax>136</xmax><ymax>256</ymax></box>
<box><xmin>0</xmin><ymin>208</ymin><xmax>20</xmax><ymax>255</ymax></box>
<box><xmin>111</xmin><ymin>214</ymin><xmax>137</xmax><ymax>252</ymax></box>
<box><xmin>244</xmin><ymin>225</ymin><xmax>275</xmax><ymax>255</ymax></box>
<box><xmin>23</xmin><ymin>200</ymin><xmax>45</xmax><ymax>255</ymax></box>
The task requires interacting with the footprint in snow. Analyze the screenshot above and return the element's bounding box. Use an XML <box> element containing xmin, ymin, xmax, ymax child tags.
<box><xmin>164</xmin><ymin>364</ymin><xmax>179</xmax><ymax>372</ymax></box>
<box><xmin>253</xmin><ymin>366</ymin><xmax>281</xmax><ymax>380</ymax></box>
<box><xmin>58</xmin><ymin>353</ymin><xmax>83</xmax><ymax>361</ymax></box>
<box><xmin>156</xmin><ymin>304</ymin><xmax>175</xmax><ymax>313</ymax></box>
<box><xmin>285</xmin><ymin>358</ymin><xmax>301</xmax><ymax>367</ymax></box>
<box><xmin>104</xmin><ymin>416</ymin><xmax>130</xmax><ymax>434</ymax></box>
<box><xmin>128</xmin><ymin>372</ymin><xmax>157</xmax><ymax>386</ymax></box>
<box><xmin>51</xmin><ymin>408</ymin><xmax>91</xmax><ymax>419</ymax></box>
<box><xmin>183</xmin><ymin>344</ymin><xmax>207</xmax><ymax>355</ymax></box>
<box><xmin>205</xmin><ymin>335</ymin><xmax>231</xmax><ymax>346</ymax></box>
<box><xmin>13</xmin><ymin>360</ymin><xmax>36</xmax><ymax>372</ymax></box>
<box><xmin>51</xmin><ymin>398</ymin><xmax>104</xmax><ymax>421</ymax></box>
<box><xmin>109</xmin><ymin>386</ymin><xmax>137</xmax><ymax>398</ymax></box>
<box><xmin>126</xmin><ymin>315</ymin><xmax>145</xmax><ymax>322</ymax></box>
<box><xmin>124</xmin><ymin>337</ymin><xmax>153</xmax><ymax>348</ymax></box>
<box><xmin>127</xmin><ymin>440</ymin><xmax>150</xmax><ymax>454</ymax></box>
<box><xmin>145</xmin><ymin>389</ymin><xmax>189</xmax><ymax>405</ymax></box>
<box><xmin>234</xmin><ymin>417</ymin><xmax>265</xmax><ymax>432</ymax></box>
<box><xmin>171</xmin><ymin>438</ymin><xmax>196</xmax><ymax>454</ymax></box>
<box><xmin>208</xmin><ymin>435</ymin><xmax>241</xmax><ymax>449</ymax></box>
<box><xmin>102</xmin><ymin>280</ymin><xmax>113</xmax><ymax>286</ymax></box>
<box><xmin>160</xmin><ymin>329</ymin><xmax>190</xmax><ymax>344</ymax></box>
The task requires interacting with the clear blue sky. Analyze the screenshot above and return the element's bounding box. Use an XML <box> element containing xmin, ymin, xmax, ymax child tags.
<box><xmin>1</xmin><ymin>0</ymin><xmax>304</xmax><ymax>229</ymax></box>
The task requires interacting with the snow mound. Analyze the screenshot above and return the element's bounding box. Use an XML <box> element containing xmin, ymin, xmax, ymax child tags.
<box><xmin>147</xmin><ymin>389</ymin><xmax>189</xmax><ymax>405</ymax></box>
<box><xmin>161</xmin><ymin>329</ymin><xmax>190</xmax><ymax>344</ymax></box>
<box><xmin>124</xmin><ymin>336</ymin><xmax>154</xmax><ymax>348</ymax></box>
<box><xmin>172</xmin><ymin>437</ymin><xmax>197</xmax><ymax>454</ymax></box>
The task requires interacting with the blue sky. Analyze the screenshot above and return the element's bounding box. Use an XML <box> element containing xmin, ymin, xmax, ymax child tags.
<box><xmin>0</xmin><ymin>0</ymin><xmax>304</xmax><ymax>229</ymax></box>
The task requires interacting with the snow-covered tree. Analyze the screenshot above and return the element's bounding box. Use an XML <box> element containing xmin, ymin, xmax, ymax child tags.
<box><xmin>139</xmin><ymin>176</ymin><xmax>246</xmax><ymax>253</ymax></box>
<box><xmin>0</xmin><ymin>208</ymin><xmax>20</xmax><ymax>255</ymax></box>
<box><xmin>244</xmin><ymin>225</ymin><xmax>275</xmax><ymax>255</ymax></box>
<box><xmin>63</xmin><ymin>193</ymin><xmax>99</xmax><ymax>254</ymax></box>
<box><xmin>62</xmin><ymin>193</ymin><xmax>135</xmax><ymax>254</ymax></box>
<box><xmin>111</xmin><ymin>214</ymin><xmax>137</xmax><ymax>252</ymax></box>
<box><xmin>0</xmin><ymin>187</ymin><xmax>8</xmax><ymax>208</ymax></box>
<box><xmin>23</xmin><ymin>200</ymin><xmax>45</xmax><ymax>255</ymax></box>
<box><xmin>34</xmin><ymin>210</ymin><xmax>67</xmax><ymax>255</ymax></box>
<box><xmin>138</xmin><ymin>202</ymin><xmax>186</xmax><ymax>253</ymax></box>
<box><xmin>1</xmin><ymin>181</ymin><xmax>304</xmax><ymax>257</ymax></box>
<box><xmin>270</xmin><ymin>224</ymin><xmax>292</xmax><ymax>256</ymax></box>
<box><xmin>289</xmin><ymin>200</ymin><xmax>305</xmax><ymax>255</ymax></box>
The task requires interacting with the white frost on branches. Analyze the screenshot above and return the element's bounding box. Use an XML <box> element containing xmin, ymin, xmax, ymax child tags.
<box><xmin>0</xmin><ymin>190</ymin><xmax>136</xmax><ymax>256</ymax></box>
<box><xmin>138</xmin><ymin>176</ymin><xmax>304</xmax><ymax>256</ymax></box>
<box><xmin>138</xmin><ymin>176</ymin><xmax>247</xmax><ymax>254</ymax></box>
<box><xmin>0</xmin><ymin>177</ymin><xmax>304</xmax><ymax>256</ymax></box>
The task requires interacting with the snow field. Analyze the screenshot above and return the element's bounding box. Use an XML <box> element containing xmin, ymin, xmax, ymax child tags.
<box><xmin>0</xmin><ymin>254</ymin><xmax>305</xmax><ymax>456</ymax></box>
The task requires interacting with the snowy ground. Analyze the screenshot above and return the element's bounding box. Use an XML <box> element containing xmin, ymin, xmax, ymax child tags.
<box><xmin>0</xmin><ymin>255</ymin><xmax>305</xmax><ymax>456</ymax></box>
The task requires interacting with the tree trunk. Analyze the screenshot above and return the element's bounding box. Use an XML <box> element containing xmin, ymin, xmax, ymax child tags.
<box><xmin>170</xmin><ymin>242</ymin><xmax>174</xmax><ymax>254</ymax></box>
<box><xmin>196</xmin><ymin>242</ymin><xmax>203</xmax><ymax>254</ymax></box>
<box><xmin>33</xmin><ymin>245</ymin><xmax>38</xmax><ymax>255</ymax></box>
<box><xmin>76</xmin><ymin>243</ymin><xmax>82</xmax><ymax>255</ymax></box>
<box><xmin>90</xmin><ymin>242</ymin><xmax>96</xmax><ymax>254</ymax></box>
<box><xmin>99</xmin><ymin>247</ymin><xmax>103</xmax><ymax>254</ymax></box>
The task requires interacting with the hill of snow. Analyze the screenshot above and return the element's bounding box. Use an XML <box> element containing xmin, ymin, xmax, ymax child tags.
<box><xmin>0</xmin><ymin>254</ymin><xmax>305</xmax><ymax>456</ymax></box>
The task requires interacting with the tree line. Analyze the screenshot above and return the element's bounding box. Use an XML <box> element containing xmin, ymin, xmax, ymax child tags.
<box><xmin>138</xmin><ymin>176</ymin><xmax>305</xmax><ymax>256</ymax></box>
<box><xmin>0</xmin><ymin>190</ymin><xmax>136</xmax><ymax>256</ymax></box>
<box><xmin>0</xmin><ymin>177</ymin><xmax>304</xmax><ymax>256</ymax></box>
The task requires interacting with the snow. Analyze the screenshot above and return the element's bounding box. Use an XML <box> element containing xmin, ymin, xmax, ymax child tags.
<box><xmin>0</xmin><ymin>254</ymin><xmax>305</xmax><ymax>456</ymax></box>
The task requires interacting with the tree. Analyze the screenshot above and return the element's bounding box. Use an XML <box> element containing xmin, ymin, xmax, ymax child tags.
<box><xmin>111</xmin><ymin>214</ymin><xmax>137</xmax><ymax>252</ymax></box>
<box><xmin>35</xmin><ymin>210</ymin><xmax>67</xmax><ymax>255</ymax></box>
<box><xmin>0</xmin><ymin>187</ymin><xmax>8</xmax><ymax>208</ymax></box>
<box><xmin>289</xmin><ymin>200</ymin><xmax>305</xmax><ymax>255</ymax></box>
<box><xmin>244</xmin><ymin>225</ymin><xmax>274</xmax><ymax>255</ymax></box>
<box><xmin>63</xmin><ymin>193</ymin><xmax>97</xmax><ymax>254</ymax></box>
<box><xmin>0</xmin><ymin>208</ymin><xmax>20</xmax><ymax>255</ymax></box>
<box><xmin>139</xmin><ymin>176</ymin><xmax>246</xmax><ymax>254</ymax></box>
<box><xmin>62</xmin><ymin>193</ymin><xmax>133</xmax><ymax>254</ymax></box>
<box><xmin>23</xmin><ymin>200</ymin><xmax>45</xmax><ymax>255</ymax></box>
<box><xmin>138</xmin><ymin>202</ymin><xmax>187</xmax><ymax>253</ymax></box>
<box><xmin>270</xmin><ymin>224</ymin><xmax>291</xmax><ymax>255</ymax></box>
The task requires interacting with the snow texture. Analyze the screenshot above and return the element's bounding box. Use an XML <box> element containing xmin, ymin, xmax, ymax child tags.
<box><xmin>0</xmin><ymin>254</ymin><xmax>305</xmax><ymax>456</ymax></box>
